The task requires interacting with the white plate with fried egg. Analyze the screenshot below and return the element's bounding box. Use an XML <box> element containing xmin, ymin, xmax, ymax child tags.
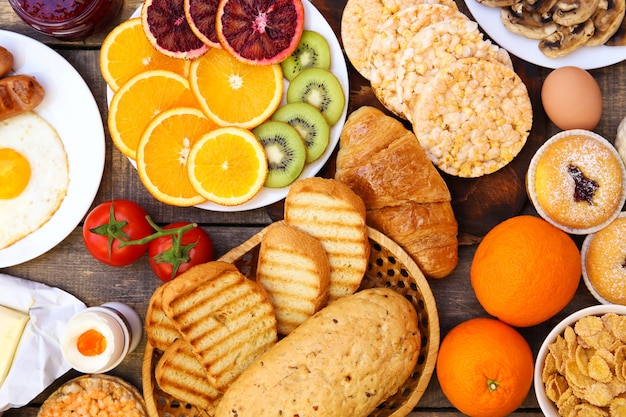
<box><xmin>0</xmin><ymin>31</ymin><xmax>105</xmax><ymax>268</ymax></box>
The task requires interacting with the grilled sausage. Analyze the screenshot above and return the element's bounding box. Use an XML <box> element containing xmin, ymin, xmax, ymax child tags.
<box><xmin>0</xmin><ymin>75</ymin><xmax>45</xmax><ymax>122</ymax></box>
<box><xmin>0</xmin><ymin>47</ymin><xmax>13</xmax><ymax>78</ymax></box>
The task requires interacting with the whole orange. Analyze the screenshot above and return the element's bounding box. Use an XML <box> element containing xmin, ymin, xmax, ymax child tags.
<box><xmin>470</xmin><ymin>215</ymin><xmax>580</xmax><ymax>327</ymax></box>
<box><xmin>436</xmin><ymin>317</ymin><xmax>534</xmax><ymax>417</ymax></box>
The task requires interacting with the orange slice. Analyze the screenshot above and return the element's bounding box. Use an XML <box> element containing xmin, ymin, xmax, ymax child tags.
<box><xmin>189</xmin><ymin>48</ymin><xmax>283</xmax><ymax>129</ymax></box>
<box><xmin>108</xmin><ymin>70</ymin><xmax>199</xmax><ymax>160</ymax></box>
<box><xmin>100</xmin><ymin>18</ymin><xmax>190</xmax><ymax>92</ymax></box>
<box><xmin>187</xmin><ymin>126</ymin><xmax>268</xmax><ymax>206</ymax></box>
<box><xmin>137</xmin><ymin>107</ymin><xmax>218</xmax><ymax>206</ymax></box>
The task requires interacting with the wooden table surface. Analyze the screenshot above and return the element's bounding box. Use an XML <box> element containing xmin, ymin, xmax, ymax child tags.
<box><xmin>2</xmin><ymin>0</ymin><xmax>626</xmax><ymax>415</ymax></box>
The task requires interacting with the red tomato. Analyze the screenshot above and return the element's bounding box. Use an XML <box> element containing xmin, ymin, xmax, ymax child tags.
<box><xmin>148</xmin><ymin>222</ymin><xmax>214</xmax><ymax>282</ymax></box>
<box><xmin>82</xmin><ymin>200</ymin><xmax>154</xmax><ymax>267</ymax></box>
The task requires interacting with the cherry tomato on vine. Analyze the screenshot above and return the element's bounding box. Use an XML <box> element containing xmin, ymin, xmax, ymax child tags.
<box><xmin>82</xmin><ymin>200</ymin><xmax>154</xmax><ymax>266</ymax></box>
<box><xmin>148</xmin><ymin>222</ymin><xmax>214</xmax><ymax>282</ymax></box>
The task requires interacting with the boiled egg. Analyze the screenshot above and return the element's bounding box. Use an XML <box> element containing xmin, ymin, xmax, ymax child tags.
<box><xmin>0</xmin><ymin>111</ymin><xmax>69</xmax><ymax>249</ymax></box>
<box><xmin>61</xmin><ymin>309</ymin><xmax>126</xmax><ymax>373</ymax></box>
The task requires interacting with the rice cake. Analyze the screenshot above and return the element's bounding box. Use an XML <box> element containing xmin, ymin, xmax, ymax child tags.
<box><xmin>409</xmin><ymin>57</ymin><xmax>532</xmax><ymax>178</ymax></box>
<box><xmin>368</xmin><ymin>3</ymin><xmax>463</xmax><ymax>117</ymax></box>
<box><xmin>396</xmin><ymin>17</ymin><xmax>512</xmax><ymax>118</ymax></box>
<box><xmin>341</xmin><ymin>0</ymin><xmax>391</xmax><ymax>78</ymax></box>
<box><xmin>341</xmin><ymin>0</ymin><xmax>459</xmax><ymax>80</ymax></box>
<box><xmin>38</xmin><ymin>374</ymin><xmax>147</xmax><ymax>417</ymax></box>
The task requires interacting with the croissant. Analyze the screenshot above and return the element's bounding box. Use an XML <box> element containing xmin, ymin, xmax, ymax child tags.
<box><xmin>335</xmin><ymin>106</ymin><xmax>458</xmax><ymax>278</ymax></box>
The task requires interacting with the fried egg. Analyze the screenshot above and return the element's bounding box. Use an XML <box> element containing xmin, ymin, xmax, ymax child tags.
<box><xmin>0</xmin><ymin>111</ymin><xmax>69</xmax><ymax>249</ymax></box>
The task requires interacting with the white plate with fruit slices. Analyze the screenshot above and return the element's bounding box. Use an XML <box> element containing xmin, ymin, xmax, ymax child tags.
<box><xmin>0</xmin><ymin>30</ymin><xmax>105</xmax><ymax>268</ymax></box>
<box><xmin>110</xmin><ymin>0</ymin><xmax>349</xmax><ymax>212</ymax></box>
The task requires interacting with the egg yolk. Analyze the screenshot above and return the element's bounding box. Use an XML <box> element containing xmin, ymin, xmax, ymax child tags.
<box><xmin>0</xmin><ymin>148</ymin><xmax>31</xmax><ymax>199</ymax></box>
<box><xmin>76</xmin><ymin>329</ymin><xmax>107</xmax><ymax>356</ymax></box>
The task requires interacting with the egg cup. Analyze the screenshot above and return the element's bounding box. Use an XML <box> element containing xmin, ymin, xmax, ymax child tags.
<box><xmin>526</xmin><ymin>129</ymin><xmax>626</xmax><ymax>235</ymax></box>
<box><xmin>61</xmin><ymin>303</ymin><xmax>142</xmax><ymax>373</ymax></box>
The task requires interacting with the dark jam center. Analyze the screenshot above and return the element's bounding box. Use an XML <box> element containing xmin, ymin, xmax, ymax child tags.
<box><xmin>568</xmin><ymin>164</ymin><xmax>599</xmax><ymax>205</ymax></box>
<box><xmin>18</xmin><ymin>0</ymin><xmax>91</xmax><ymax>21</ymax></box>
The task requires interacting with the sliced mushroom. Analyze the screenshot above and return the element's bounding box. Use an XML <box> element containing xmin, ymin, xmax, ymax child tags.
<box><xmin>552</xmin><ymin>0</ymin><xmax>600</xmax><ymax>25</ymax></box>
<box><xmin>539</xmin><ymin>19</ymin><xmax>595</xmax><ymax>57</ymax></box>
<box><xmin>523</xmin><ymin>0</ymin><xmax>558</xmax><ymax>15</ymax></box>
<box><xmin>501</xmin><ymin>4</ymin><xmax>558</xmax><ymax>39</ymax></box>
<box><xmin>606</xmin><ymin>11</ymin><xmax>626</xmax><ymax>44</ymax></box>
<box><xmin>587</xmin><ymin>0</ymin><xmax>626</xmax><ymax>45</ymax></box>
<box><xmin>477</xmin><ymin>0</ymin><xmax>518</xmax><ymax>7</ymax></box>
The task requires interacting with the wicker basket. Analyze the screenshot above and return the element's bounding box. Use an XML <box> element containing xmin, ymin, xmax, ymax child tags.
<box><xmin>142</xmin><ymin>222</ymin><xmax>440</xmax><ymax>417</ymax></box>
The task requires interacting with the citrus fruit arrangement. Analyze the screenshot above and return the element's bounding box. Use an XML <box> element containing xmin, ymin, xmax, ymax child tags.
<box><xmin>433</xmin><ymin>214</ymin><xmax>584</xmax><ymax>417</ymax></box>
<box><xmin>100</xmin><ymin>0</ymin><xmax>347</xmax><ymax>208</ymax></box>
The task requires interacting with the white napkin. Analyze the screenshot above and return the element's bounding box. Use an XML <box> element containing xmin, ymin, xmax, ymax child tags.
<box><xmin>0</xmin><ymin>273</ymin><xmax>86</xmax><ymax>412</ymax></box>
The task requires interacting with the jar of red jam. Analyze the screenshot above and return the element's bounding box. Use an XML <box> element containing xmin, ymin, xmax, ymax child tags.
<box><xmin>8</xmin><ymin>0</ymin><xmax>123</xmax><ymax>41</ymax></box>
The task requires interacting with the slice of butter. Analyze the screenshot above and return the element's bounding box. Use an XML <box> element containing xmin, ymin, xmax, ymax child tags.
<box><xmin>0</xmin><ymin>305</ymin><xmax>29</xmax><ymax>387</ymax></box>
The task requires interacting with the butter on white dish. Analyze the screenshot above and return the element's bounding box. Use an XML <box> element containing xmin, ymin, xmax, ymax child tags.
<box><xmin>0</xmin><ymin>273</ymin><xmax>85</xmax><ymax>413</ymax></box>
<box><xmin>0</xmin><ymin>305</ymin><xmax>29</xmax><ymax>387</ymax></box>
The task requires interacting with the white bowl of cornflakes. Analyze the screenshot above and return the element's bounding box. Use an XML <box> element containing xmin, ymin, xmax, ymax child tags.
<box><xmin>534</xmin><ymin>304</ymin><xmax>626</xmax><ymax>417</ymax></box>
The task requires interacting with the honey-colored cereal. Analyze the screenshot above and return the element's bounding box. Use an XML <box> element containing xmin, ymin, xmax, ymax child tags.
<box><xmin>542</xmin><ymin>313</ymin><xmax>626</xmax><ymax>416</ymax></box>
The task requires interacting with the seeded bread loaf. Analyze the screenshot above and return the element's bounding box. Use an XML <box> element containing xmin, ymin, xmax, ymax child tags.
<box><xmin>214</xmin><ymin>287</ymin><xmax>420</xmax><ymax>417</ymax></box>
<box><xmin>257</xmin><ymin>223</ymin><xmax>330</xmax><ymax>335</ymax></box>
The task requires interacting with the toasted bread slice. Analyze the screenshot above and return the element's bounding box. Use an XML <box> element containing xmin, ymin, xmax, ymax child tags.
<box><xmin>162</xmin><ymin>261</ymin><xmax>278</xmax><ymax>393</ymax></box>
<box><xmin>145</xmin><ymin>284</ymin><xmax>180</xmax><ymax>351</ymax></box>
<box><xmin>155</xmin><ymin>338</ymin><xmax>221</xmax><ymax>411</ymax></box>
<box><xmin>257</xmin><ymin>223</ymin><xmax>330</xmax><ymax>335</ymax></box>
<box><xmin>284</xmin><ymin>177</ymin><xmax>369</xmax><ymax>302</ymax></box>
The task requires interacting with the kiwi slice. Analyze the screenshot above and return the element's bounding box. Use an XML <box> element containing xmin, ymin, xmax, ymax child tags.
<box><xmin>281</xmin><ymin>30</ymin><xmax>331</xmax><ymax>81</ymax></box>
<box><xmin>286</xmin><ymin>67</ymin><xmax>345</xmax><ymax>126</ymax></box>
<box><xmin>272</xmin><ymin>102</ymin><xmax>330</xmax><ymax>163</ymax></box>
<box><xmin>253</xmin><ymin>121</ymin><xmax>307</xmax><ymax>188</ymax></box>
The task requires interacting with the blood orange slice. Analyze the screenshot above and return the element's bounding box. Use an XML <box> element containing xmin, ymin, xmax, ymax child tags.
<box><xmin>216</xmin><ymin>0</ymin><xmax>305</xmax><ymax>65</ymax></box>
<box><xmin>142</xmin><ymin>0</ymin><xmax>210</xmax><ymax>59</ymax></box>
<box><xmin>184</xmin><ymin>0</ymin><xmax>221</xmax><ymax>48</ymax></box>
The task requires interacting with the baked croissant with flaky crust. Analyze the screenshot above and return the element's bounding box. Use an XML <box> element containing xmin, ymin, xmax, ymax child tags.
<box><xmin>335</xmin><ymin>106</ymin><xmax>458</xmax><ymax>278</ymax></box>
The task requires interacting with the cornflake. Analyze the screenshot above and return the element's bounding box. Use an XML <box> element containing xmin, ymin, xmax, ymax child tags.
<box><xmin>542</xmin><ymin>313</ymin><xmax>626</xmax><ymax>417</ymax></box>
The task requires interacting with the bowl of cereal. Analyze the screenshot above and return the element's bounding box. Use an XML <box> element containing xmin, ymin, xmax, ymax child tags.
<box><xmin>534</xmin><ymin>304</ymin><xmax>626</xmax><ymax>417</ymax></box>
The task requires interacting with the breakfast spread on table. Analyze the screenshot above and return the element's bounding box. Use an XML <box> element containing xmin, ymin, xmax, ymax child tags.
<box><xmin>4</xmin><ymin>0</ymin><xmax>626</xmax><ymax>415</ymax></box>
